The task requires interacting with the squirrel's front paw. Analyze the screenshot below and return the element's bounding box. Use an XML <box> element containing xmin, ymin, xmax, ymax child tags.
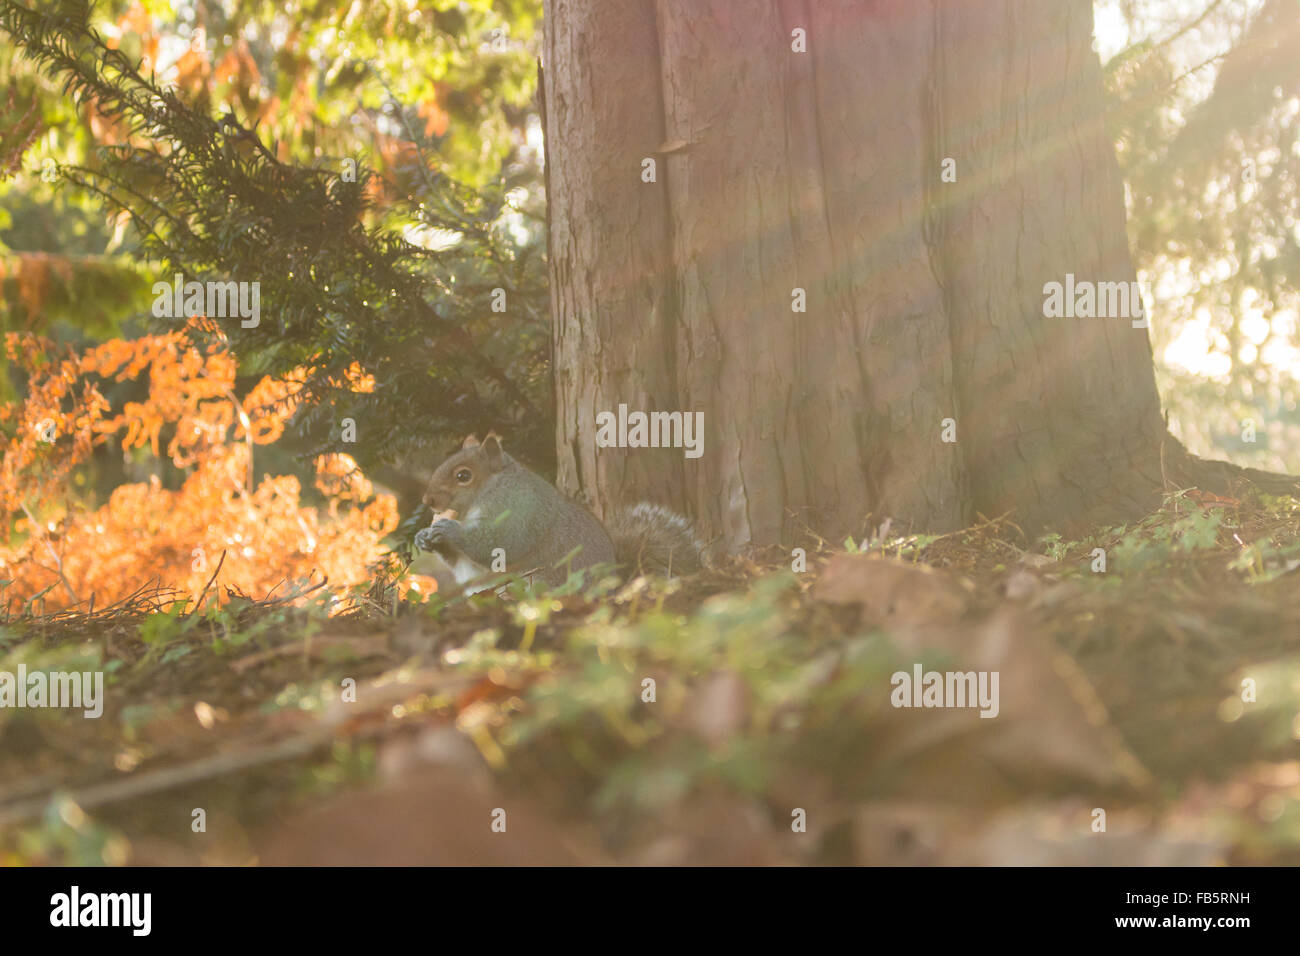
<box><xmin>415</xmin><ymin>518</ymin><xmax>459</xmax><ymax>552</ymax></box>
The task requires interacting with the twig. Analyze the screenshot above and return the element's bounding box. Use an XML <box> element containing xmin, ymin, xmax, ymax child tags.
<box><xmin>0</xmin><ymin>729</ymin><xmax>338</xmax><ymax>827</ymax></box>
<box><xmin>226</xmin><ymin>387</ymin><xmax>256</xmax><ymax>492</ymax></box>
<box><xmin>18</xmin><ymin>499</ymin><xmax>80</xmax><ymax>607</ymax></box>
<box><xmin>193</xmin><ymin>549</ymin><xmax>227</xmax><ymax>613</ymax></box>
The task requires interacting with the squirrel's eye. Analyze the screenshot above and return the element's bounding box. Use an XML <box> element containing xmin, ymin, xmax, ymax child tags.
<box><xmin>454</xmin><ymin>468</ymin><xmax>472</xmax><ymax>484</ymax></box>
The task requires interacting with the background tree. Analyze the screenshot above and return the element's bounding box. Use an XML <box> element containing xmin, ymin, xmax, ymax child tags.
<box><xmin>1102</xmin><ymin>0</ymin><xmax>1300</xmax><ymax>474</ymax></box>
<box><xmin>0</xmin><ymin>0</ymin><xmax>552</xmax><ymax>516</ymax></box>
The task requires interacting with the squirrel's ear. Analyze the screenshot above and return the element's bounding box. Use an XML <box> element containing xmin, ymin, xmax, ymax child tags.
<box><xmin>482</xmin><ymin>432</ymin><xmax>504</xmax><ymax>468</ymax></box>
<box><xmin>462</xmin><ymin>434</ymin><xmax>480</xmax><ymax>449</ymax></box>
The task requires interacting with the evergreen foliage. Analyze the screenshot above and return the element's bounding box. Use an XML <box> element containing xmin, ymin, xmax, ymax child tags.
<box><xmin>0</xmin><ymin>0</ymin><xmax>552</xmax><ymax>475</ymax></box>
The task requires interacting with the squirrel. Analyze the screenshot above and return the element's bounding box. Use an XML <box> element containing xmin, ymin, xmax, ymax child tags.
<box><xmin>414</xmin><ymin>433</ymin><xmax>705</xmax><ymax>587</ymax></box>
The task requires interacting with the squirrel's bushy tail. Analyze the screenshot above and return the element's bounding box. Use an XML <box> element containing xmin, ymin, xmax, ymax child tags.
<box><xmin>606</xmin><ymin>503</ymin><xmax>705</xmax><ymax>576</ymax></box>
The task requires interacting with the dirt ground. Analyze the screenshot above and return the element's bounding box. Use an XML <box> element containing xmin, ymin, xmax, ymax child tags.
<box><xmin>2</xmin><ymin>491</ymin><xmax>1299</xmax><ymax>865</ymax></box>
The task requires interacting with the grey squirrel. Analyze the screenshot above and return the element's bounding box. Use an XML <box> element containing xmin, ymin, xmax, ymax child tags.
<box><xmin>414</xmin><ymin>433</ymin><xmax>704</xmax><ymax>587</ymax></box>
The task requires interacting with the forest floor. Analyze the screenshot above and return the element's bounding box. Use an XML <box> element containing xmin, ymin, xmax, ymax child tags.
<box><xmin>2</xmin><ymin>489</ymin><xmax>1300</xmax><ymax>865</ymax></box>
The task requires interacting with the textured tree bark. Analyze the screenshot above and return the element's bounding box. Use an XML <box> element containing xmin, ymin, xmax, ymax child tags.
<box><xmin>544</xmin><ymin>0</ymin><xmax>1170</xmax><ymax>552</ymax></box>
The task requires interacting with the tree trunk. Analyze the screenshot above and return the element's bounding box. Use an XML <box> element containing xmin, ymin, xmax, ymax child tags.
<box><xmin>544</xmin><ymin>0</ymin><xmax>1169</xmax><ymax>552</ymax></box>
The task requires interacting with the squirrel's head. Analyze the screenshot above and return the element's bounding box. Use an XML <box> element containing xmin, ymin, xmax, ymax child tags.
<box><xmin>423</xmin><ymin>432</ymin><xmax>506</xmax><ymax>513</ymax></box>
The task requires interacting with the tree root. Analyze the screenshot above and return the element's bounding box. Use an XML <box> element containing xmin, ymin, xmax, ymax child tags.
<box><xmin>1160</xmin><ymin>434</ymin><xmax>1300</xmax><ymax>499</ymax></box>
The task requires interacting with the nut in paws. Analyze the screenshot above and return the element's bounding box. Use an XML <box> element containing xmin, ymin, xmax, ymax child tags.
<box><xmin>416</xmin><ymin>518</ymin><xmax>458</xmax><ymax>552</ymax></box>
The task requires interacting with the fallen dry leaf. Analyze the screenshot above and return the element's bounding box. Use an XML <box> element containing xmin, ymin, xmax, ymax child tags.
<box><xmin>258</xmin><ymin>765</ymin><xmax>601</xmax><ymax>865</ymax></box>
<box><xmin>815</xmin><ymin>554</ymin><xmax>972</xmax><ymax>631</ymax></box>
<box><xmin>853</xmin><ymin>800</ymin><xmax>1224</xmax><ymax>865</ymax></box>
<box><xmin>816</xmin><ymin>555</ymin><xmax>1150</xmax><ymax>801</ymax></box>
